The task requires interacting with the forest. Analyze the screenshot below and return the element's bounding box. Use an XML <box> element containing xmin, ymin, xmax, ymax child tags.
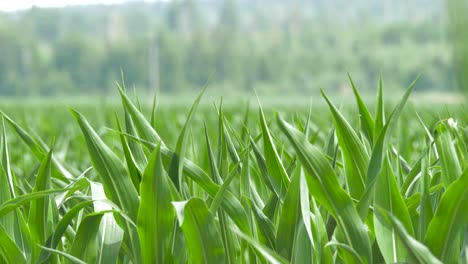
<box><xmin>0</xmin><ymin>0</ymin><xmax>453</xmax><ymax>96</ymax></box>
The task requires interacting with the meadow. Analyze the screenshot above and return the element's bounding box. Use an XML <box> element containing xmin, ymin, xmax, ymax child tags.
<box><xmin>0</xmin><ymin>78</ymin><xmax>467</xmax><ymax>263</ymax></box>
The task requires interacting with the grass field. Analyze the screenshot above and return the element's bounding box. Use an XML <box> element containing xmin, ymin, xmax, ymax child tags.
<box><xmin>0</xmin><ymin>79</ymin><xmax>467</xmax><ymax>263</ymax></box>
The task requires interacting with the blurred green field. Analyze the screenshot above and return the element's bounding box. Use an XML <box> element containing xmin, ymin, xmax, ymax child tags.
<box><xmin>0</xmin><ymin>81</ymin><xmax>467</xmax><ymax>263</ymax></box>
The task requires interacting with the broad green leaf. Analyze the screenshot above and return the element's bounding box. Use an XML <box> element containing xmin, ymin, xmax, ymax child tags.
<box><xmin>37</xmin><ymin>200</ymin><xmax>94</xmax><ymax>264</ymax></box>
<box><xmin>417</xmin><ymin>151</ymin><xmax>433</xmax><ymax>241</ymax></box>
<box><xmin>90</xmin><ymin>182</ymin><xmax>124</xmax><ymax>264</ymax></box>
<box><xmin>1</xmin><ymin>112</ymin><xmax>74</xmax><ymax>180</ymax></box>
<box><xmin>28</xmin><ymin>149</ymin><xmax>53</xmax><ymax>246</ymax></box>
<box><xmin>310</xmin><ymin>198</ymin><xmax>334</xmax><ymax>263</ymax></box>
<box><xmin>321</xmin><ymin>89</ymin><xmax>368</xmax><ymax>199</ymax></box>
<box><xmin>117</xmin><ymin>85</ymin><xmax>164</xmax><ymax>146</ymax></box>
<box><xmin>233</xmin><ymin>228</ymin><xmax>289</xmax><ymax>264</ymax></box>
<box><xmin>115</xmin><ymin>115</ymin><xmax>142</xmax><ymax>191</ymax></box>
<box><xmin>205</xmin><ymin>123</ymin><xmax>239</xmax><ymax>263</ymax></box>
<box><xmin>250</xmin><ymin>137</ymin><xmax>276</xmax><ymax>194</ymax></box>
<box><xmin>72</xmin><ymin>109</ymin><xmax>140</xmax><ymax>220</ymax></box>
<box><xmin>0</xmin><ymin>111</ymin><xmax>45</xmax><ymax>158</ymax></box>
<box><xmin>38</xmin><ymin>246</ymin><xmax>86</xmax><ymax>264</ymax></box>
<box><xmin>358</xmin><ymin>75</ymin><xmax>420</xmax><ymax>218</ymax></box>
<box><xmin>277</xmin><ymin>114</ymin><xmax>372</xmax><ymax>263</ymax></box>
<box><xmin>0</xmin><ymin>225</ymin><xmax>27</xmax><ymax>264</ymax></box>
<box><xmin>425</xmin><ymin>167</ymin><xmax>468</xmax><ymax>263</ymax></box>
<box><xmin>173</xmin><ymin>198</ymin><xmax>226</xmax><ymax>264</ymax></box>
<box><xmin>0</xmin><ymin>122</ymin><xmax>25</xmax><ymax>252</ymax></box>
<box><xmin>69</xmin><ymin>212</ymin><xmax>105</xmax><ymax>262</ymax></box>
<box><xmin>374</xmin><ymin>157</ymin><xmax>414</xmax><ymax>263</ymax></box>
<box><xmin>0</xmin><ymin>188</ymin><xmax>70</xmax><ymax>217</ymax></box>
<box><xmin>377</xmin><ymin>208</ymin><xmax>442</xmax><ymax>264</ymax></box>
<box><xmin>325</xmin><ymin>241</ymin><xmax>364</xmax><ymax>264</ymax></box>
<box><xmin>276</xmin><ymin>165</ymin><xmax>301</xmax><ymax>260</ymax></box>
<box><xmin>245</xmin><ymin>198</ymin><xmax>276</xmax><ymax>249</ymax></box>
<box><xmin>290</xmin><ymin>221</ymin><xmax>313</xmax><ymax>264</ymax></box>
<box><xmin>434</xmin><ymin>121</ymin><xmax>462</xmax><ymax>187</ymax></box>
<box><xmin>259</xmin><ymin>104</ymin><xmax>290</xmax><ymax>200</ymax></box>
<box><xmin>115</xmin><ymin>91</ymin><xmax>251</xmax><ymax>236</ymax></box>
<box><xmin>71</xmin><ymin>109</ymin><xmax>141</xmax><ymax>262</ymax></box>
<box><xmin>138</xmin><ymin>143</ymin><xmax>179</xmax><ymax>264</ymax></box>
<box><xmin>124</xmin><ymin>110</ymin><xmax>148</xmax><ymax>172</ymax></box>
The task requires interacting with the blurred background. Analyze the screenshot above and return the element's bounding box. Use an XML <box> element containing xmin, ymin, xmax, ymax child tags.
<box><xmin>0</xmin><ymin>0</ymin><xmax>466</xmax><ymax>100</ymax></box>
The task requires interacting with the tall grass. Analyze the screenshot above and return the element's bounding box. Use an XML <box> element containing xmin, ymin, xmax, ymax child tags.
<box><xmin>0</xmin><ymin>77</ymin><xmax>467</xmax><ymax>263</ymax></box>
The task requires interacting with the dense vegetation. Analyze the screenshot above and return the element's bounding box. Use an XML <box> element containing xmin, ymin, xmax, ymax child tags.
<box><xmin>0</xmin><ymin>78</ymin><xmax>466</xmax><ymax>263</ymax></box>
<box><xmin>0</xmin><ymin>0</ymin><xmax>454</xmax><ymax>96</ymax></box>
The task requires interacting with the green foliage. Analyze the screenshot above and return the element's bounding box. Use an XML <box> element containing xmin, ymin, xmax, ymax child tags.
<box><xmin>0</xmin><ymin>76</ymin><xmax>467</xmax><ymax>263</ymax></box>
<box><xmin>0</xmin><ymin>0</ymin><xmax>455</xmax><ymax>96</ymax></box>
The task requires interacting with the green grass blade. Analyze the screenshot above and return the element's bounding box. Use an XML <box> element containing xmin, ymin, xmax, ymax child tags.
<box><xmin>71</xmin><ymin>109</ymin><xmax>139</xmax><ymax>220</ymax></box>
<box><xmin>374</xmin><ymin>77</ymin><xmax>385</xmax><ymax>140</ymax></box>
<box><xmin>124</xmin><ymin>111</ymin><xmax>149</xmax><ymax>172</ymax></box>
<box><xmin>0</xmin><ymin>188</ymin><xmax>70</xmax><ymax>217</ymax></box>
<box><xmin>250</xmin><ymin>136</ymin><xmax>276</xmax><ymax>194</ymax></box>
<box><xmin>1</xmin><ymin>120</ymin><xmax>16</xmax><ymax>198</ymax></box>
<box><xmin>425</xmin><ymin>167</ymin><xmax>468</xmax><ymax>263</ymax></box>
<box><xmin>434</xmin><ymin>121</ymin><xmax>462</xmax><ymax>187</ymax></box>
<box><xmin>276</xmin><ymin>165</ymin><xmax>301</xmax><ymax>260</ymax></box>
<box><xmin>0</xmin><ymin>225</ymin><xmax>27</xmax><ymax>264</ymax></box>
<box><xmin>38</xmin><ymin>246</ymin><xmax>86</xmax><ymax>264</ymax></box>
<box><xmin>138</xmin><ymin>143</ymin><xmax>178</xmax><ymax>263</ymax></box>
<box><xmin>376</xmin><ymin>208</ymin><xmax>442</xmax><ymax>264</ymax></box>
<box><xmin>37</xmin><ymin>200</ymin><xmax>94</xmax><ymax>263</ymax></box>
<box><xmin>71</xmin><ymin>109</ymin><xmax>141</xmax><ymax>262</ymax></box>
<box><xmin>245</xmin><ymin>198</ymin><xmax>276</xmax><ymax>249</ymax></box>
<box><xmin>168</xmin><ymin>86</ymin><xmax>206</xmax><ymax>190</ymax></box>
<box><xmin>277</xmin><ymin>114</ymin><xmax>372</xmax><ymax>263</ymax></box>
<box><xmin>69</xmin><ymin>212</ymin><xmax>105</xmax><ymax>262</ymax></box>
<box><xmin>1</xmin><ymin>112</ymin><xmax>74</xmax><ymax>180</ymax></box>
<box><xmin>259</xmin><ymin>105</ymin><xmax>290</xmax><ymax>200</ymax></box>
<box><xmin>348</xmin><ymin>73</ymin><xmax>375</xmax><ymax>144</ymax></box>
<box><xmin>321</xmin><ymin>89</ymin><xmax>368</xmax><ymax>199</ymax></box>
<box><xmin>28</xmin><ymin>149</ymin><xmax>53</xmax><ymax>246</ymax></box>
<box><xmin>0</xmin><ymin>112</ymin><xmax>45</xmax><ymax>157</ymax></box>
<box><xmin>0</xmin><ymin>122</ymin><xmax>23</xmax><ymax>250</ymax></box>
<box><xmin>290</xmin><ymin>221</ymin><xmax>314</xmax><ymax>264</ymax></box>
<box><xmin>117</xmin><ymin>85</ymin><xmax>165</xmax><ymax>146</ymax></box>
<box><xmin>417</xmin><ymin>151</ymin><xmax>433</xmax><ymax>241</ymax></box>
<box><xmin>173</xmin><ymin>198</ymin><xmax>226</xmax><ymax>263</ymax></box>
<box><xmin>233</xmin><ymin>228</ymin><xmax>289</xmax><ymax>264</ymax></box>
<box><xmin>373</xmin><ymin>157</ymin><xmax>414</xmax><ymax>263</ymax></box>
<box><xmin>358</xmin><ymin>75</ymin><xmax>420</xmax><ymax>218</ymax></box>
<box><xmin>115</xmin><ymin>114</ymin><xmax>142</xmax><ymax>191</ymax></box>
<box><xmin>114</xmin><ymin>93</ymin><xmax>251</xmax><ymax>235</ymax></box>
<box><xmin>90</xmin><ymin>182</ymin><xmax>124</xmax><ymax>264</ymax></box>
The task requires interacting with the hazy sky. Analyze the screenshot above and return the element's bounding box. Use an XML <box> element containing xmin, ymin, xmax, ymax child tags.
<box><xmin>0</xmin><ymin>0</ymin><xmax>156</xmax><ymax>12</ymax></box>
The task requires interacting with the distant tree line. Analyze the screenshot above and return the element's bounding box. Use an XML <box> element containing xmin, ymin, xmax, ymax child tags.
<box><xmin>0</xmin><ymin>0</ymin><xmax>455</xmax><ymax>96</ymax></box>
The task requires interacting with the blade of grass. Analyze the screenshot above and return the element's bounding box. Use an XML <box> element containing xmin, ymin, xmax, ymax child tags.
<box><xmin>259</xmin><ymin>104</ymin><xmax>290</xmax><ymax>201</ymax></box>
<box><xmin>0</xmin><ymin>225</ymin><xmax>27</xmax><ymax>264</ymax></box>
<box><xmin>277</xmin><ymin>114</ymin><xmax>372</xmax><ymax>263</ymax></box>
<box><xmin>425</xmin><ymin>167</ymin><xmax>468</xmax><ymax>263</ymax></box>
<box><xmin>168</xmin><ymin>85</ymin><xmax>206</xmax><ymax>191</ymax></box>
<box><xmin>138</xmin><ymin>143</ymin><xmax>179</xmax><ymax>263</ymax></box>
<box><xmin>173</xmin><ymin>198</ymin><xmax>226</xmax><ymax>263</ymax></box>
<box><xmin>376</xmin><ymin>207</ymin><xmax>442</xmax><ymax>264</ymax></box>
<box><xmin>90</xmin><ymin>182</ymin><xmax>124</xmax><ymax>264</ymax></box>
<box><xmin>373</xmin><ymin>157</ymin><xmax>414</xmax><ymax>263</ymax></box>
<box><xmin>358</xmin><ymin>74</ymin><xmax>420</xmax><ymax>218</ymax></box>
<box><xmin>28</xmin><ymin>149</ymin><xmax>53</xmax><ymax>248</ymax></box>
<box><xmin>321</xmin><ymin>88</ymin><xmax>368</xmax><ymax>199</ymax></box>
<box><xmin>349</xmin><ymin>73</ymin><xmax>375</xmax><ymax>145</ymax></box>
